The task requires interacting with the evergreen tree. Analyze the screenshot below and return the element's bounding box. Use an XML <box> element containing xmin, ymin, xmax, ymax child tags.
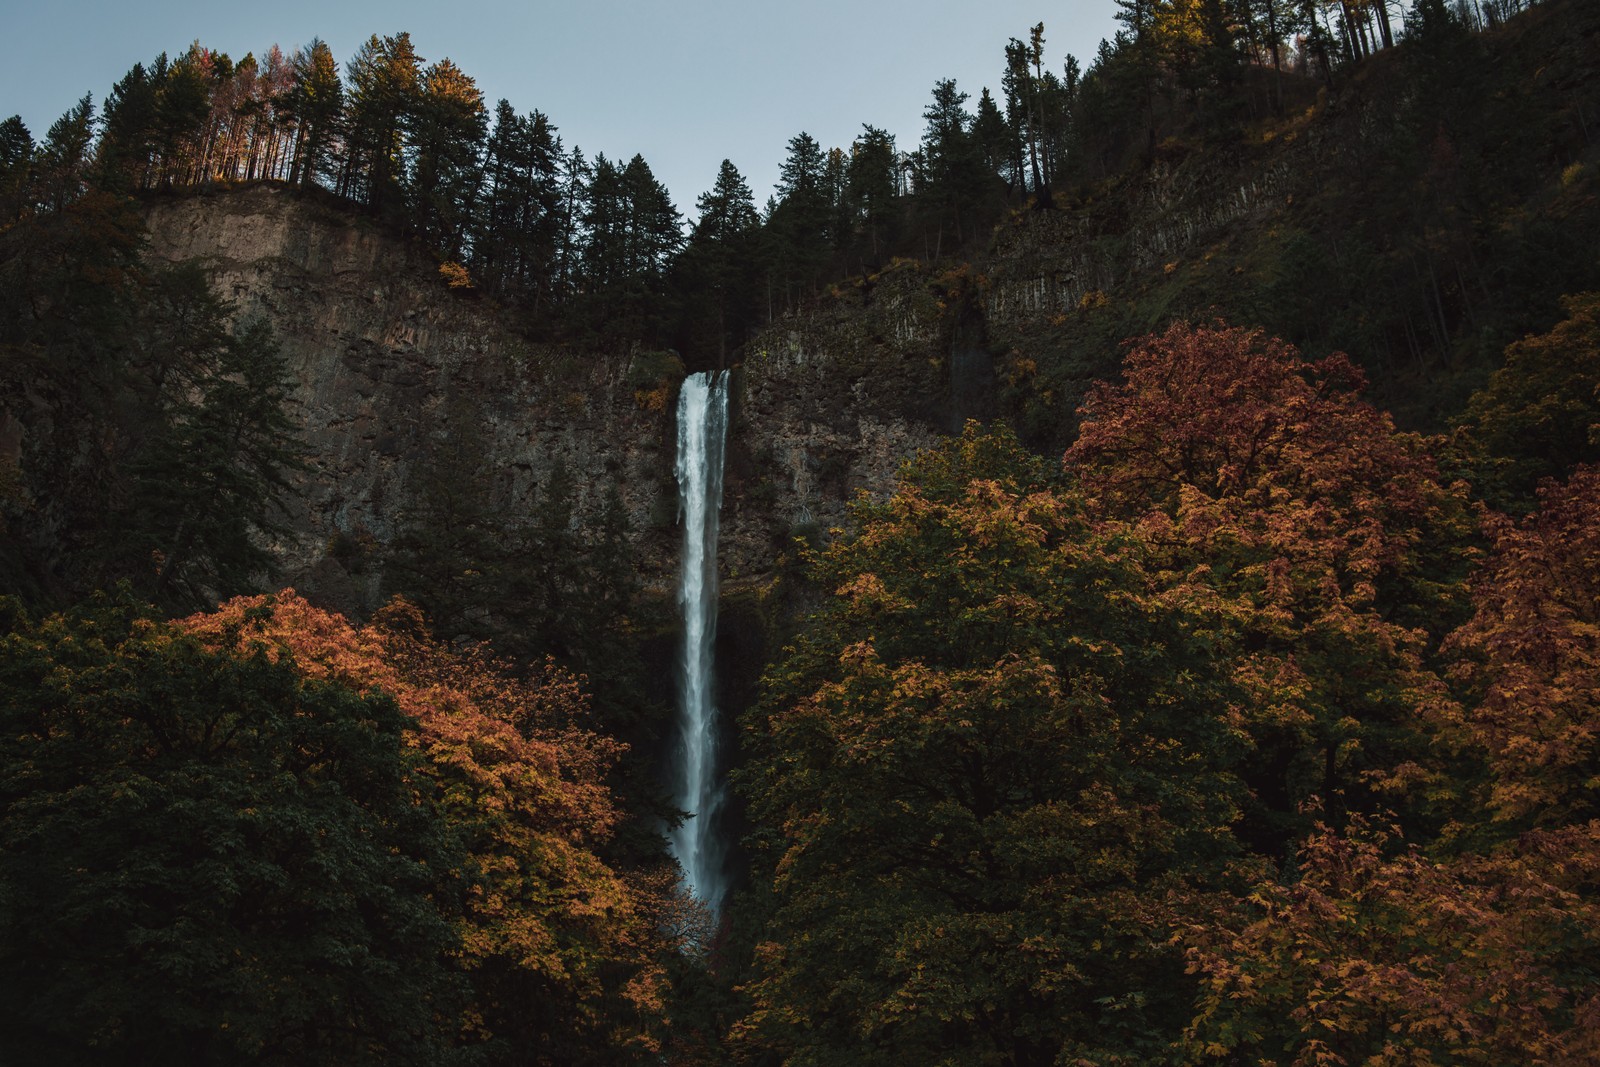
<box><xmin>285</xmin><ymin>39</ymin><xmax>343</xmax><ymax>188</ymax></box>
<box><xmin>553</xmin><ymin>141</ymin><xmax>590</xmax><ymax>305</ymax></box>
<box><xmin>408</xmin><ymin>57</ymin><xmax>486</xmax><ymax>259</ymax></box>
<box><xmin>844</xmin><ymin>124</ymin><xmax>899</xmax><ymax>265</ymax></box>
<box><xmin>0</xmin><ymin>116</ymin><xmax>32</xmax><ymax>222</ymax></box>
<box><xmin>768</xmin><ymin>131</ymin><xmax>832</xmax><ymax>309</ymax></box>
<box><xmin>579</xmin><ymin>153</ymin><xmax>679</xmax><ymax>339</ymax></box>
<box><xmin>113</xmin><ymin>264</ymin><xmax>305</xmax><ymax>609</ymax></box>
<box><xmin>1002</xmin><ymin>31</ymin><xmax>1053</xmax><ymax>206</ymax></box>
<box><xmin>678</xmin><ymin>158</ymin><xmax>761</xmax><ymax>362</ymax></box>
<box><xmin>915</xmin><ymin>78</ymin><xmax>989</xmax><ymax>252</ymax></box>
<box><xmin>341</xmin><ymin>33</ymin><xmax>422</xmax><ymax>212</ymax></box>
<box><xmin>971</xmin><ymin>88</ymin><xmax>1015</xmax><ymax>191</ymax></box>
<box><xmin>34</xmin><ymin>95</ymin><xmax>96</xmax><ymax>213</ymax></box>
<box><xmin>0</xmin><ymin>596</ymin><xmax>468</xmax><ymax>1064</ymax></box>
<box><xmin>150</xmin><ymin>45</ymin><xmax>213</xmax><ymax>188</ymax></box>
<box><xmin>97</xmin><ymin>62</ymin><xmax>160</xmax><ymax>191</ymax></box>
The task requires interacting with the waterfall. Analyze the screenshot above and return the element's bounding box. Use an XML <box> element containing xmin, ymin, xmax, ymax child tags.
<box><xmin>669</xmin><ymin>370</ymin><xmax>729</xmax><ymax>914</ymax></box>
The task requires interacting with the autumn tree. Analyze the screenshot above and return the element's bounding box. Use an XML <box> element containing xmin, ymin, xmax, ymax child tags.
<box><xmin>182</xmin><ymin>591</ymin><xmax>678</xmax><ymax>1062</ymax></box>
<box><xmin>1184</xmin><ymin>466</ymin><xmax>1600</xmax><ymax>1065</ymax></box>
<box><xmin>736</xmin><ymin>424</ymin><xmax>1248</xmax><ymax>1065</ymax></box>
<box><xmin>1063</xmin><ymin>323</ymin><xmax>1476</xmax><ymax>852</ymax></box>
<box><xmin>1183</xmin><ymin>814</ymin><xmax>1600</xmax><ymax>1066</ymax></box>
<box><xmin>0</xmin><ymin>594</ymin><xmax>467</xmax><ymax>1064</ymax></box>
<box><xmin>1434</xmin><ymin>465</ymin><xmax>1600</xmax><ymax>832</ymax></box>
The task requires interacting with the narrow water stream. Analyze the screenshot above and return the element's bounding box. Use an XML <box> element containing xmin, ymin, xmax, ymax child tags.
<box><xmin>668</xmin><ymin>370</ymin><xmax>729</xmax><ymax>914</ymax></box>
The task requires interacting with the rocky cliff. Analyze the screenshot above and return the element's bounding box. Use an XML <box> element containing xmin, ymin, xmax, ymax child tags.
<box><xmin>142</xmin><ymin>186</ymin><xmax>682</xmax><ymax>612</ymax></box>
<box><xmin>131</xmin><ymin>130</ymin><xmax>1337</xmax><ymax>613</ymax></box>
<box><xmin>138</xmin><ymin>186</ymin><xmax>946</xmax><ymax>612</ymax></box>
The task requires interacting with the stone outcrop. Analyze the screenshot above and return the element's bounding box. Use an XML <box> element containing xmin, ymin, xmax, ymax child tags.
<box><xmin>138</xmin><ymin>186</ymin><xmax>947</xmax><ymax>610</ymax></box>
<box><xmin>143</xmin><ymin>186</ymin><xmax>684</xmax><ymax>610</ymax></box>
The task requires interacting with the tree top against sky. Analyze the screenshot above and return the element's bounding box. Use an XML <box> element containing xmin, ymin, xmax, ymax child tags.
<box><xmin>0</xmin><ymin>0</ymin><xmax>1120</xmax><ymax>212</ymax></box>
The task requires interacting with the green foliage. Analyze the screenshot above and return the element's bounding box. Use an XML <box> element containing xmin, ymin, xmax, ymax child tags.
<box><xmin>408</xmin><ymin>58</ymin><xmax>487</xmax><ymax>260</ymax></box>
<box><xmin>0</xmin><ymin>188</ymin><xmax>303</xmax><ymax>608</ymax></box>
<box><xmin>0</xmin><ymin>115</ymin><xmax>31</xmax><ymax>223</ymax></box>
<box><xmin>1459</xmin><ymin>291</ymin><xmax>1600</xmax><ymax>508</ymax></box>
<box><xmin>736</xmin><ymin>423</ymin><xmax>1248</xmax><ymax>1064</ymax></box>
<box><xmin>382</xmin><ymin>409</ymin><xmax>651</xmax><ymax>739</ymax></box>
<box><xmin>1064</xmin><ymin>323</ymin><xmax>1477</xmax><ymax>849</ymax></box>
<box><xmin>0</xmin><ymin>593</ymin><xmax>467</xmax><ymax>1064</ymax></box>
<box><xmin>113</xmin><ymin>266</ymin><xmax>305</xmax><ymax>608</ymax></box>
<box><xmin>183</xmin><ymin>591</ymin><xmax>680</xmax><ymax>1062</ymax></box>
<box><xmin>736</xmin><ymin>322</ymin><xmax>1595</xmax><ymax>1062</ymax></box>
<box><xmin>0</xmin><ymin>587</ymin><xmax>687</xmax><ymax>1064</ymax></box>
<box><xmin>675</xmin><ymin>159</ymin><xmax>762</xmax><ymax>363</ymax></box>
<box><xmin>1186</xmin><ymin>464</ymin><xmax>1600</xmax><ymax>1065</ymax></box>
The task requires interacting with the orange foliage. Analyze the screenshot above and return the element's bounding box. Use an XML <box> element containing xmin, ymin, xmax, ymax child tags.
<box><xmin>1435</xmin><ymin>466</ymin><xmax>1600</xmax><ymax>827</ymax></box>
<box><xmin>1063</xmin><ymin>323</ymin><xmax>1476</xmax><ymax>837</ymax></box>
<box><xmin>1064</xmin><ymin>324</ymin><xmax>1462</xmax><ymax>596</ymax></box>
<box><xmin>1184</xmin><ymin>815</ymin><xmax>1600</xmax><ymax>1066</ymax></box>
<box><xmin>1182</xmin><ymin>461</ymin><xmax>1600</xmax><ymax>1066</ymax></box>
<box><xmin>179</xmin><ymin>590</ymin><xmax>669</xmax><ymax>1055</ymax></box>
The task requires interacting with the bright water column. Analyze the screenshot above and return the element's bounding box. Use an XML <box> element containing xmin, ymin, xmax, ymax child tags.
<box><xmin>668</xmin><ymin>370</ymin><xmax>730</xmax><ymax>914</ymax></box>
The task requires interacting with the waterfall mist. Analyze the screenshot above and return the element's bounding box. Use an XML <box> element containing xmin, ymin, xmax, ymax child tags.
<box><xmin>668</xmin><ymin>370</ymin><xmax>730</xmax><ymax>915</ymax></box>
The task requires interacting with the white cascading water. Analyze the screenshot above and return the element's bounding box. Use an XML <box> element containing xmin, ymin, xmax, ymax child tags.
<box><xmin>668</xmin><ymin>370</ymin><xmax>730</xmax><ymax>914</ymax></box>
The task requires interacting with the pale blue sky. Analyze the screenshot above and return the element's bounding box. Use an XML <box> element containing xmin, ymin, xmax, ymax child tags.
<box><xmin>0</xmin><ymin>0</ymin><xmax>1120</xmax><ymax>217</ymax></box>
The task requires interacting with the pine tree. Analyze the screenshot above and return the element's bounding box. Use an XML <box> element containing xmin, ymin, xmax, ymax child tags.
<box><xmin>115</xmin><ymin>264</ymin><xmax>305</xmax><ymax>609</ymax></box>
<box><xmin>768</xmin><ymin>131</ymin><xmax>832</xmax><ymax>308</ymax></box>
<box><xmin>97</xmin><ymin>62</ymin><xmax>159</xmax><ymax>191</ymax></box>
<box><xmin>0</xmin><ymin>116</ymin><xmax>32</xmax><ymax>222</ymax></box>
<box><xmin>341</xmin><ymin>33</ymin><xmax>422</xmax><ymax>212</ymax></box>
<box><xmin>35</xmin><ymin>95</ymin><xmax>96</xmax><ymax>213</ymax></box>
<box><xmin>408</xmin><ymin>57</ymin><xmax>486</xmax><ymax>259</ymax></box>
<box><xmin>679</xmin><ymin>159</ymin><xmax>761</xmax><ymax>362</ymax></box>
<box><xmin>285</xmin><ymin>39</ymin><xmax>343</xmax><ymax>188</ymax></box>
<box><xmin>844</xmin><ymin>124</ymin><xmax>899</xmax><ymax>265</ymax></box>
<box><xmin>916</xmin><ymin>78</ymin><xmax>986</xmax><ymax>252</ymax></box>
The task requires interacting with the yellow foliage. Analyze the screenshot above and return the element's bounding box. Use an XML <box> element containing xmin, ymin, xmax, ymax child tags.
<box><xmin>634</xmin><ymin>385</ymin><xmax>669</xmax><ymax>412</ymax></box>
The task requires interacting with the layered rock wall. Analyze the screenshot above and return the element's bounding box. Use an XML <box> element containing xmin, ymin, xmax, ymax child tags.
<box><xmin>139</xmin><ymin>186</ymin><xmax>946</xmax><ymax>609</ymax></box>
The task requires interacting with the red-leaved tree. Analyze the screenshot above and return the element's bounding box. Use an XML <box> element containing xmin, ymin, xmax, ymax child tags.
<box><xmin>1063</xmin><ymin>322</ymin><xmax>1477</xmax><ymax>849</ymax></box>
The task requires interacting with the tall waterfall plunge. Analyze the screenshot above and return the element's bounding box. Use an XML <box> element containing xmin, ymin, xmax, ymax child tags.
<box><xmin>668</xmin><ymin>370</ymin><xmax>730</xmax><ymax>914</ymax></box>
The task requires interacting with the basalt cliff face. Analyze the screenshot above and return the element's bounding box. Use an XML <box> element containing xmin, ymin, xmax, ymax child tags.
<box><xmin>134</xmin><ymin>125</ymin><xmax>1328</xmax><ymax>610</ymax></box>
<box><xmin>138</xmin><ymin>186</ymin><xmax>945</xmax><ymax>611</ymax></box>
<box><xmin>142</xmin><ymin>187</ymin><xmax>677</xmax><ymax>612</ymax></box>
